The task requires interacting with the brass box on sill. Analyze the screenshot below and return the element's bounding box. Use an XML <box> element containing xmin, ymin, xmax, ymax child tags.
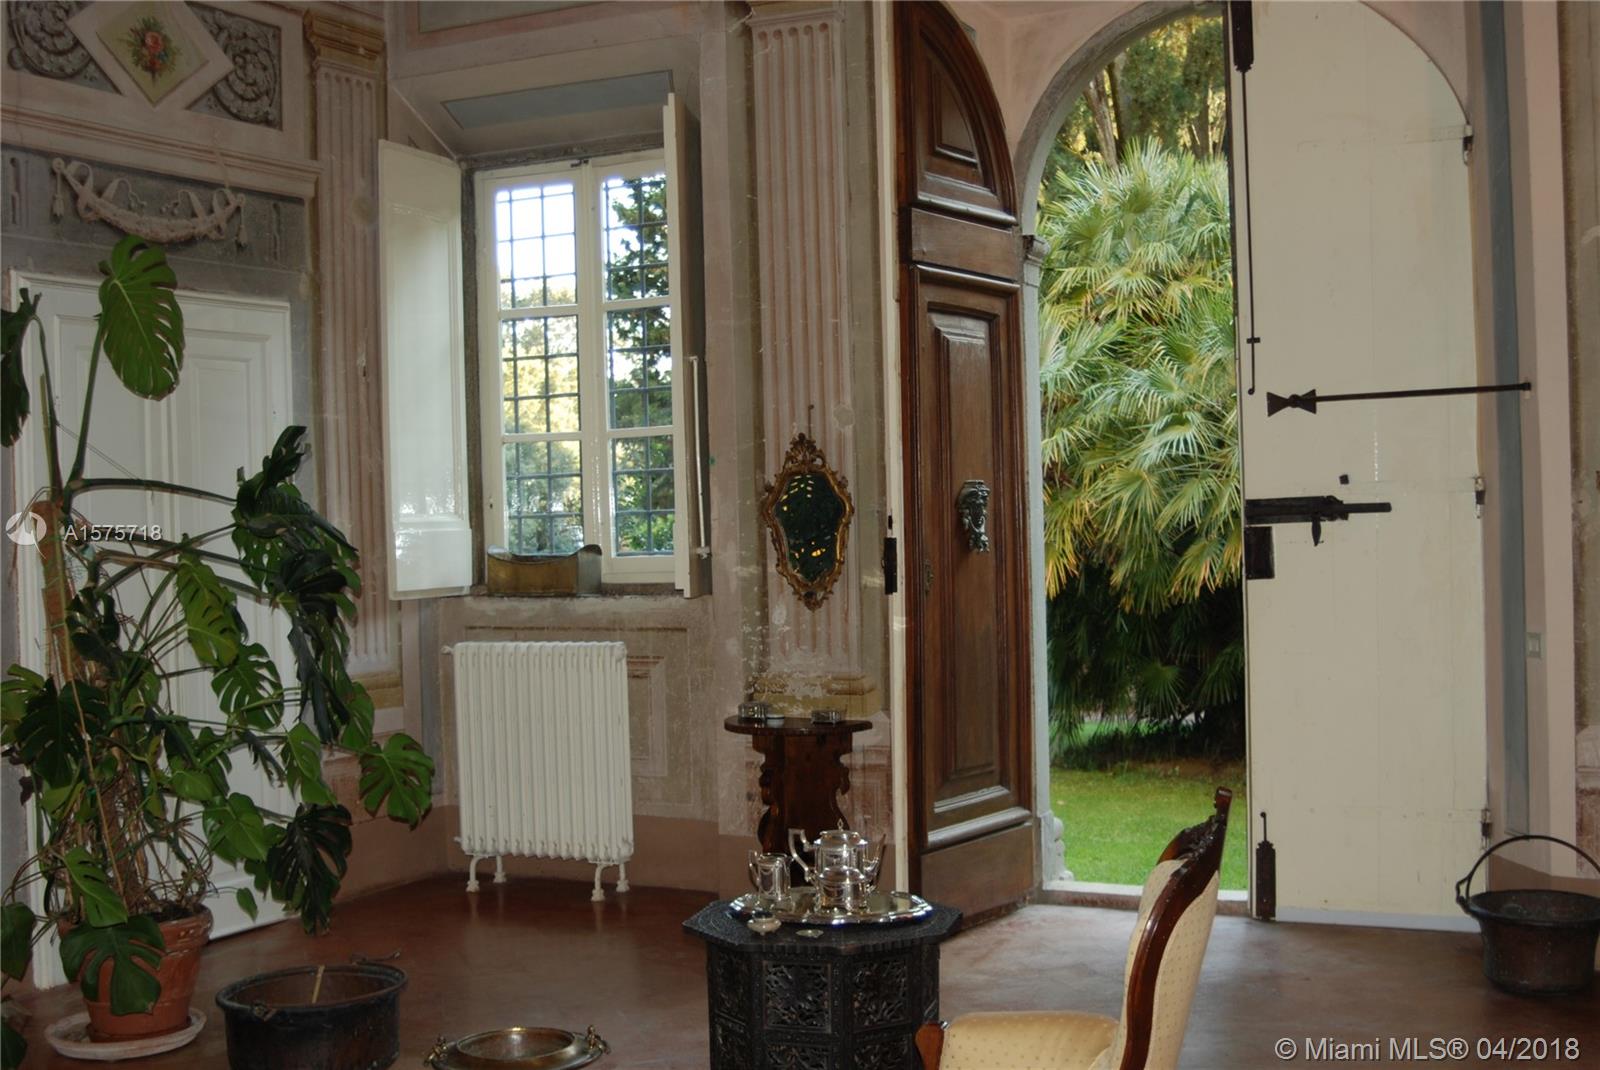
<box><xmin>486</xmin><ymin>544</ymin><xmax>602</xmax><ymax>596</ymax></box>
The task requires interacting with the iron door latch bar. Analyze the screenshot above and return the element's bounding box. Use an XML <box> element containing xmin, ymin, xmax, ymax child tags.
<box><xmin>1244</xmin><ymin>495</ymin><xmax>1392</xmax><ymax>546</ymax></box>
<box><xmin>1267</xmin><ymin>380</ymin><xmax>1530</xmax><ymax>416</ymax></box>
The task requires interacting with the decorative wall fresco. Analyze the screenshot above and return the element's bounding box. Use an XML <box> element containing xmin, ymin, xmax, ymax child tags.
<box><xmin>3</xmin><ymin>0</ymin><xmax>281</xmax><ymax>128</ymax></box>
<box><xmin>95</xmin><ymin>1</ymin><xmax>206</xmax><ymax>103</ymax></box>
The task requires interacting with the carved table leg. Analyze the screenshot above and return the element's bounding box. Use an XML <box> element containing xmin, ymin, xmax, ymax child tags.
<box><xmin>751</xmin><ymin>733</ymin><xmax>787</xmax><ymax>858</ymax></box>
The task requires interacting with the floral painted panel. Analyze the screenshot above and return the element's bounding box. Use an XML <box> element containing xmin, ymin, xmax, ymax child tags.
<box><xmin>95</xmin><ymin>1</ymin><xmax>206</xmax><ymax>104</ymax></box>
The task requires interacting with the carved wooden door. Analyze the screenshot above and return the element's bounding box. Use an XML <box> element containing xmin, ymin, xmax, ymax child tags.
<box><xmin>897</xmin><ymin>1</ymin><xmax>1034</xmax><ymax>918</ymax></box>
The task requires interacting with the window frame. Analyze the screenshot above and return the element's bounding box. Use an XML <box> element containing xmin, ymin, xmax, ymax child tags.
<box><xmin>475</xmin><ymin>150</ymin><xmax>682</xmax><ymax>584</ymax></box>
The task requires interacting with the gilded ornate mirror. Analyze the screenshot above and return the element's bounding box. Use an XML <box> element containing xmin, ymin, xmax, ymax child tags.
<box><xmin>760</xmin><ymin>434</ymin><xmax>854</xmax><ymax>610</ymax></box>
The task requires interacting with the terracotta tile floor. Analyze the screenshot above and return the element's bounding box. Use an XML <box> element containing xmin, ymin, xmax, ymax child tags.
<box><xmin>14</xmin><ymin>875</ymin><xmax>1599</xmax><ymax>1068</ymax></box>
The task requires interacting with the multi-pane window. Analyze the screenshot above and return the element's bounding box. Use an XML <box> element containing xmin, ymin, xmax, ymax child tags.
<box><xmin>480</xmin><ymin>154</ymin><xmax>681</xmax><ymax>580</ymax></box>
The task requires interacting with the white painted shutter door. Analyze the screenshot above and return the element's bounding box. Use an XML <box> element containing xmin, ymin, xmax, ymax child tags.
<box><xmin>379</xmin><ymin>140</ymin><xmax>472</xmax><ymax>597</ymax></box>
<box><xmin>665</xmin><ymin>92</ymin><xmax>709</xmax><ymax>596</ymax></box>
<box><xmin>1231</xmin><ymin>2</ymin><xmax>1486</xmax><ymax>925</ymax></box>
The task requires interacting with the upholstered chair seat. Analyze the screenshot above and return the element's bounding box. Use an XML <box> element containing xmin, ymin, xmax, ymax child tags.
<box><xmin>937</xmin><ymin>1010</ymin><xmax>1118</xmax><ymax>1069</ymax></box>
<box><xmin>918</xmin><ymin>789</ymin><xmax>1232</xmax><ymax>1070</ymax></box>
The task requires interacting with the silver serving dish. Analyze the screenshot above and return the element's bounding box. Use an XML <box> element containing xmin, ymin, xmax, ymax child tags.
<box><xmin>424</xmin><ymin>1026</ymin><xmax>608</xmax><ymax>1069</ymax></box>
<box><xmin>729</xmin><ymin>888</ymin><xmax>935</xmax><ymax>927</ymax></box>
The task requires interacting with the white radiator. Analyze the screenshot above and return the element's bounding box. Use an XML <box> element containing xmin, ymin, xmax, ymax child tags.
<box><xmin>451</xmin><ymin>640</ymin><xmax>634</xmax><ymax>900</ymax></box>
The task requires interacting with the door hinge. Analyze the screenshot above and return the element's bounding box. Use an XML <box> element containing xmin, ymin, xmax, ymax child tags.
<box><xmin>883</xmin><ymin>518</ymin><xmax>898</xmax><ymax>595</ymax></box>
<box><xmin>1474</xmin><ymin>475</ymin><xmax>1486</xmax><ymax>518</ymax></box>
<box><xmin>1255</xmin><ymin>810</ymin><xmax>1276</xmax><ymax>921</ymax></box>
<box><xmin>1462</xmin><ymin>125</ymin><xmax>1474</xmax><ymax>165</ymax></box>
<box><xmin>1480</xmin><ymin>807</ymin><xmax>1493</xmax><ymax>842</ymax></box>
<box><xmin>1229</xmin><ymin>1</ymin><xmax>1254</xmax><ymax>73</ymax></box>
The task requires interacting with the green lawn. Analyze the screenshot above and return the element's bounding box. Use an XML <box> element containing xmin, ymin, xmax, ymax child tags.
<box><xmin>1050</xmin><ymin>763</ymin><xmax>1248</xmax><ymax>889</ymax></box>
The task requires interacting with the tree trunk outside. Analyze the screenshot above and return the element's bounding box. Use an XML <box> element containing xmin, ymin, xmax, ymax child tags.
<box><xmin>1084</xmin><ymin>77</ymin><xmax>1119</xmax><ymax>166</ymax></box>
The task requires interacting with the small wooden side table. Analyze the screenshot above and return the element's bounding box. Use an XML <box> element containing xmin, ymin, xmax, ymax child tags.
<box><xmin>724</xmin><ymin>715</ymin><xmax>872</xmax><ymax>874</ymax></box>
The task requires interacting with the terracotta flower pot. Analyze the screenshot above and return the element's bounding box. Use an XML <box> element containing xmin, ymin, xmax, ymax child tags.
<box><xmin>73</xmin><ymin>909</ymin><xmax>213</xmax><ymax>1042</ymax></box>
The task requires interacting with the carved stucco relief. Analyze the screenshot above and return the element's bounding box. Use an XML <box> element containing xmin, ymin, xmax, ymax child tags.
<box><xmin>6</xmin><ymin>147</ymin><xmax>304</xmax><ymax>270</ymax></box>
<box><xmin>5</xmin><ymin>1</ymin><xmax>114</xmax><ymax>90</ymax></box>
<box><xmin>190</xmin><ymin>3</ymin><xmax>280</xmax><ymax>129</ymax></box>
<box><xmin>51</xmin><ymin>157</ymin><xmax>245</xmax><ymax>246</ymax></box>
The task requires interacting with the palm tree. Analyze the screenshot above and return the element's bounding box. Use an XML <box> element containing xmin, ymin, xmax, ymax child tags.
<box><xmin>1037</xmin><ymin>142</ymin><xmax>1243</xmax><ymax>754</ymax></box>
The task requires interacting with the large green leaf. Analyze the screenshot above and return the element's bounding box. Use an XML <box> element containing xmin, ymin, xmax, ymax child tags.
<box><xmin>232</xmin><ymin>427</ymin><xmax>353</xmax><ymax>592</ymax></box>
<box><xmin>167</xmin><ymin>768</ymin><xmax>217</xmax><ymax>804</ymax></box>
<box><xmin>236</xmin><ymin>426</ymin><xmax>311</xmax><ymax>514</ymax></box>
<box><xmin>96</xmin><ymin>237</ymin><xmax>183</xmax><ymax>400</ymax></box>
<box><xmin>254</xmin><ymin>804</ymin><xmax>351</xmax><ymax>934</ymax></box>
<box><xmin>357</xmin><ymin>733</ymin><xmax>433</xmax><ymax>827</ymax></box>
<box><xmin>58</xmin><ymin>915</ymin><xmax>164</xmax><ymax>1014</ymax></box>
<box><xmin>1</xmin><ymin>903</ymin><xmax>36</xmax><ymax>980</ymax></box>
<box><xmin>234</xmin><ymin>888</ymin><xmax>258</xmax><ymax>922</ymax></box>
<box><xmin>286</xmin><ymin>621</ymin><xmax>362</xmax><ymax>745</ymax></box>
<box><xmin>203</xmin><ymin>792</ymin><xmax>271</xmax><ymax>864</ymax></box>
<box><xmin>64</xmin><ymin>847</ymin><xmax>129</xmax><ymax>927</ymax></box>
<box><xmin>230</xmin><ymin>431</ymin><xmax>367</xmax><ymax>745</ymax></box>
<box><xmin>0</xmin><ymin>289</ymin><xmax>38</xmax><ymax>447</ymax></box>
<box><xmin>65</xmin><ymin>590</ymin><xmax>122</xmax><ymax>674</ymax></box>
<box><xmin>281</xmin><ymin>724</ymin><xmax>334</xmax><ymax>806</ymax></box>
<box><xmin>0</xmin><ymin>667</ymin><xmax>45</xmax><ymax>736</ymax></box>
<box><xmin>337</xmin><ymin>676</ymin><xmax>375</xmax><ymax>751</ymax></box>
<box><xmin>174</xmin><ymin>554</ymin><xmax>242</xmax><ymax>669</ymax></box>
<box><xmin>14</xmin><ymin>680</ymin><xmax>105</xmax><ymax>788</ymax></box>
<box><xmin>210</xmin><ymin>641</ymin><xmax>283</xmax><ymax>728</ymax></box>
<box><xmin>235</xmin><ymin>727</ymin><xmax>284</xmax><ymax>781</ymax></box>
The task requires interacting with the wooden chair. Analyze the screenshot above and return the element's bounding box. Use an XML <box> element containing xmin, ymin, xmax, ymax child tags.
<box><xmin>916</xmin><ymin>788</ymin><xmax>1233</xmax><ymax>1070</ymax></box>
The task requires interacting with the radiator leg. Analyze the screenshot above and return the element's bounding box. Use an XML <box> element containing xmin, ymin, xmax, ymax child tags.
<box><xmin>616</xmin><ymin>862</ymin><xmax>630</xmax><ymax>894</ymax></box>
<box><xmin>591</xmin><ymin>864</ymin><xmax>606</xmax><ymax>903</ymax></box>
<box><xmin>466</xmin><ymin>854</ymin><xmax>487</xmax><ymax>893</ymax></box>
<box><xmin>493</xmin><ymin>855</ymin><xmax>507</xmax><ymax>884</ymax></box>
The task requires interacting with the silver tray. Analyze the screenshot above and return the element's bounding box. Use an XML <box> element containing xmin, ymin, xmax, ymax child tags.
<box><xmin>424</xmin><ymin>1026</ymin><xmax>608</xmax><ymax>1069</ymax></box>
<box><xmin>728</xmin><ymin>888</ymin><xmax>934</xmax><ymax>927</ymax></box>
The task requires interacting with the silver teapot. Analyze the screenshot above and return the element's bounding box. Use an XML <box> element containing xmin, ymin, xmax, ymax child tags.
<box><xmin>788</xmin><ymin>825</ymin><xmax>882</xmax><ymax>910</ymax></box>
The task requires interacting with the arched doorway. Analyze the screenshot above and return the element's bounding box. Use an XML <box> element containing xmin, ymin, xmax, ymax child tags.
<box><xmin>1030</xmin><ymin>10</ymin><xmax>1245</xmax><ymax>893</ymax></box>
<box><xmin>999</xmin><ymin>1</ymin><xmax>1488</xmax><ymax>924</ymax></box>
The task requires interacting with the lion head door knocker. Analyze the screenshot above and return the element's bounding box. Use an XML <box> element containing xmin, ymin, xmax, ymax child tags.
<box><xmin>957</xmin><ymin>479</ymin><xmax>991</xmax><ymax>553</ymax></box>
<box><xmin>760</xmin><ymin>433</ymin><xmax>855</xmax><ymax>609</ymax></box>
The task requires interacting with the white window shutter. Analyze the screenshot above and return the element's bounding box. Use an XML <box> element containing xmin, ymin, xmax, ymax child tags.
<box><xmin>379</xmin><ymin>140</ymin><xmax>472</xmax><ymax>597</ymax></box>
<box><xmin>665</xmin><ymin>93</ymin><xmax>709</xmax><ymax>596</ymax></box>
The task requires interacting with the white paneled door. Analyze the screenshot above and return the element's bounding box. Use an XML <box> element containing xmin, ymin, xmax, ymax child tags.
<box><xmin>1230</xmin><ymin>3</ymin><xmax>1487</xmax><ymax>925</ymax></box>
<box><xmin>11</xmin><ymin>275</ymin><xmax>296</xmax><ymax>983</ymax></box>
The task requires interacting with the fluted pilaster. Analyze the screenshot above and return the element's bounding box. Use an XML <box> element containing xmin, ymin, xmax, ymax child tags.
<box><xmin>750</xmin><ymin>3</ymin><xmax>859</xmax><ymax>680</ymax></box>
<box><xmin>306</xmin><ymin>14</ymin><xmax>395</xmax><ymax>685</ymax></box>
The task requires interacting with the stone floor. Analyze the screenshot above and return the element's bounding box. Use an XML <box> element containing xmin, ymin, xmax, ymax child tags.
<box><xmin>13</xmin><ymin>875</ymin><xmax>1599</xmax><ymax>1068</ymax></box>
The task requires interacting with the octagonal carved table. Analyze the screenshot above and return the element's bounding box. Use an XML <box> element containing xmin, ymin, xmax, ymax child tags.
<box><xmin>684</xmin><ymin>900</ymin><xmax>961</xmax><ymax>1069</ymax></box>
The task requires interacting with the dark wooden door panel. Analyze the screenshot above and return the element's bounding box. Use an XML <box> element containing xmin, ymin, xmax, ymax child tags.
<box><xmin>900</xmin><ymin>15</ymin><xmax>1014</xmax><ymax>224</ymax></box>
<box><xmin>898</xmin><ymin>1</ymin><xmax>1033</xmax><ymax>921</ymax></box>
<box><xmin>921</xmin><ymin>821</ymin><xmax>1035</xmax><ymax>912</ymax></box>
<box><xmin>909</xmin><ymin>271</ymin><xmax>1027</xmax><ymax>832</ymax></box>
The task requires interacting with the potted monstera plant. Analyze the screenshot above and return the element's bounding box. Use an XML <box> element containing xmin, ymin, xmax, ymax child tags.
<box><xmin>0</xmin><ymin>237</ymin><xmax>433</xmax><ymax>1067</ymax></box>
